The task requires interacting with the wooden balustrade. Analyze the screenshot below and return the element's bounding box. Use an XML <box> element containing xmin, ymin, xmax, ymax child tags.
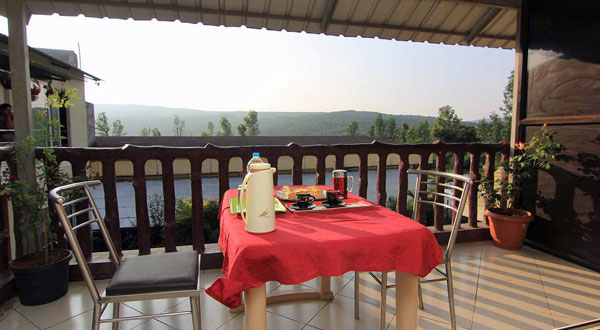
<box><xmin>0</xmin><ymin>141</ymin><xmax>508</xmax><ymax>273</ymax></box>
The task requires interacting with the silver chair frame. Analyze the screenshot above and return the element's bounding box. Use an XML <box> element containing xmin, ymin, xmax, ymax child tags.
<box><xmin>354</xmin><ymin>170</ymin><xmax>472</xmax><ymax>330</ymax></box>
<box><xmin>50</xmin><ymin>180</ymin><xmax>202</xmax><ymax>330</ymax></box>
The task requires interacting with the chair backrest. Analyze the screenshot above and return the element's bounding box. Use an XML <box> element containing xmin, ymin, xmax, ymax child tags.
<box><xmin>407</xmin><ymin>169</ymin><xmax>473</xmax><ymax>261</ymax></box>
<box><xmin>49</xmin><ymin>180</ymin><xmax>121</xmax><ymax>303</ymax></box>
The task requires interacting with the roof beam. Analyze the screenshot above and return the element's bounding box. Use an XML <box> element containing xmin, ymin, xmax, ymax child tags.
<box><xmin>330</xmin><ymin>19</ymin><xmax>514</xmax><ymax>41</ymax></box>
<box><xmin>320</xmin><ymin>0</ymin><xmax>338</xmax><ymax>33</ymax></box>
<box><xmin>38</xmin><ymin>0</ymin><xmax>515</xmax><ymax>42</ymax></box>
<box><xmin>465</xmin><ymin>7</ymin><xmax>502</xmax><ymax>44</ymax></box>
<box><xmin>442</xmin><ymin>0</ymin><xmax>521</xmax><ymax>9</ymax></box>
<box><xmin>49</xmin><ymin>0</ymin><xmax>323</xmax><ymax>24</ymax></box>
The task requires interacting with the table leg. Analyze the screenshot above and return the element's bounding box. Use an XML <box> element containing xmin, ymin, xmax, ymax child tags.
<box><xmin>245</xmin><ymin>284</ymin><xmax>266</xmax><ymax>330</ymax></box>
<box><xmin>395</xmin><ymin>271</ymin><xmax>418</xmax><ymax>330</ymax></box>
<box><xmin>319</xmin><ymin>276</ymin><xmax>333</xmax><ymax>299</ymax></box>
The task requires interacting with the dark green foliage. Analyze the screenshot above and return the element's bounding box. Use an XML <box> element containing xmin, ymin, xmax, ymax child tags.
<box><xmin>237</xmin><ymin>124</ymin><xmax>247</xmax><ymax>136</ymax></box>
<box><xmin>368</xmin><ymin>114</ymin><xmax>386</xmax><ymax>139</ymax></box>
<box><xmin>174</xmin><ymin>198</ymin><xmax>220</xmax><ymax>245</ymax></box>
<box><xmin>202</xmin><ymin>122</ymin><xmax>215</xmax><ymax>137</ymax></box>
<box><xmin>140</xmin><ymin>127</ymin><xmax>161</xmax><ymax>136</ymax></box>
<box><xmin>96</xmin><ymin>106</ymin><xmax>437</xmax><ymax>137</ymax></box>
<box><xmin>431</xmin><ymin>105</ymin><xmax>478</xmax><ymax>143</ymax></box>
<box><xmin>478</xmin><ymin>125</ymin><xmax>568</xmax><ymax>209</ymax></box>
<box><xmin>406</xmin><ymin>120</ymin><xmax>433</xmax><ymax>143</ymax></box>
<box><xmin>346</xmin><ymin>121</ymin><xmax>359</xmax><ymax>136</ymax></box>
<box><xmin>173</xmin><ymin>115</ymin><xmax>186</xmax><ymax>136</ymax></box>
<box><xmin>219</xmin><ymin>117</ymin><xmax>233</xmax><ymax>136</ymax></box>
<box><xmin>235</xmin><ymin>110</ymin><xmax>260</xmax><ymax>136</ymax></box>
<box><xmin>95</xmin><ymin>112</ymin><xmax>110</xmax><ymax>136</ymax></box>
<box><xmin>111</xmin><ymin>120</ymin><xmax>127</xmax><ymax>136</ymax></box>
<box><xmin>384</xmin><ymin>117</ymin><xmax>397</xmax><ymax>140</ymax></box>
<box><xmin>476</xmin><ymin>71</ymin><xmax>513</xmax><ymax>143</ymax></box>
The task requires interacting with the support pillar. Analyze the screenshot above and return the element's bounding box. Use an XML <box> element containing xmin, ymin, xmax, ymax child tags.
<box><xmin>8</xmin><ymin>0</ymin><xmax>34</xmax><ymax>143</ymax></box>
<box><xmin>7</xmin><ymin>0</ymin><xmax>35</xmax><ymax>257</ymax></box>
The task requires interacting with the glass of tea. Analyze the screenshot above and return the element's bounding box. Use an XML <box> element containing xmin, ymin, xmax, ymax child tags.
<box><xmin>332</xmin><ymin>170</ymin><xmax>354</xmax><ymax>197</ymax></box>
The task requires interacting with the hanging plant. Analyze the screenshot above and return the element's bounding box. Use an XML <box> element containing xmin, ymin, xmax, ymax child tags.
<box><xmin>31</xmin><ymin>80</ymin><xmax>41</xmax><ymax>96</ymax></box>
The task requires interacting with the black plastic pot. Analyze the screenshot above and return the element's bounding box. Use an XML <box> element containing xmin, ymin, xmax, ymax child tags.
<box><xmin>9</xmin><ymin>249</ymin><xmax>73</xmax><ymax>306</ymax></box>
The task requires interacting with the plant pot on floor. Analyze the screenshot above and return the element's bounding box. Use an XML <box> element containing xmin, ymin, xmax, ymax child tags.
<box><xmin>485</xmin><ymin>208</ymin><xmax>533</xmax><ymax>250</ymax></box>
<box><xmin>9</xmin><ymin>249</ymin><xmax>73</xmax><ymax>305</ymax></box>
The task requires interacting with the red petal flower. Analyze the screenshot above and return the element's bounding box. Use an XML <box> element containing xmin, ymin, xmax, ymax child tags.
<box><xmin>515</xmin><ymin>142</ymin><xmax>526</xmax><ymax>150</ymax></box>
<box><xmin>9</xmin><ymin>176</ymin><xmax>16</xmax><ymax>182</ymax></box>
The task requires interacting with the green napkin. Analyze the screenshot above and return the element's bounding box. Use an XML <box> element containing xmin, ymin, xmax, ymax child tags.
<box><xmin>230</xmin><ymin>197</ymin><xmax>287</xmax><ymax>214</ymax></box>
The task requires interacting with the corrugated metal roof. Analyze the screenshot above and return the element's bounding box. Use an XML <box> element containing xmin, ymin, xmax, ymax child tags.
<box><xmin>8</xmin><ymin>0</ymin><xmax>519</xmax><ymax>49</ymax></box>
<box><xmin>0</xmin><ymin>33</ymin><xmax>102</xmax><ymax>81</ymax></box>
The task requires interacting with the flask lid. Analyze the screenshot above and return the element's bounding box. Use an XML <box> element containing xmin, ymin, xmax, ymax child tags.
<box><xmin>249</xmin><ymin>163</ymin><xmax>271</xmax><ymax>171</ymax></box>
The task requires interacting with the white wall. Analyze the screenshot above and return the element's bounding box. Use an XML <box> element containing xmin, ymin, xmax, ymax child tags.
<box><xmin>32</xmin><ymin>79</ymin><xmax>88</xmax><ymax>147</ymax></box>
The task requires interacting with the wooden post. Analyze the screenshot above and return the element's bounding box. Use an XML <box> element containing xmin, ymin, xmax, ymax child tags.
<box><xmin>7</xmin><ymin>0</ymin><xmax>34</xmax><ymax>257</ymax></box>
<box><xmin>132</xmin><ymin>158</ymin><xmax>151</xmax><ymax>255</ymax></box>
<box><xmin>376</xmin><ymin>153</ymin><xmax>387</xmax><ymax>206</ymax></box>
<box><xmin>161</xmin><ymin>157</ymin><xmax>177</xmax><ymax>253</ymax></box>
<box><xmin>7</xmin><ymin>0</ymin><xmax>33</xmax><ymax>149</ymax></box>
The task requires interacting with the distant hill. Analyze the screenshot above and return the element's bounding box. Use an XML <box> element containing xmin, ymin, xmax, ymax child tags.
<box><xmin>94</xmin><ymin>104</ymin><xmax>439</xmax><ymax>136</ymax></box>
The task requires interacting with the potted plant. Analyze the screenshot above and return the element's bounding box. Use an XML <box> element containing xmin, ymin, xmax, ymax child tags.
<box><xmin>478</xmin><ymin>124</ymin><xmax>567</xmax><ymax>250</ymax></box>
<box><xmin>1</xmin><ymin>88</ymin><xmax>80</xmax><ymax>305</ymax></box>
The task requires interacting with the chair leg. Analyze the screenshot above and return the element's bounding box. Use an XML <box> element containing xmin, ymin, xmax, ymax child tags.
<box><xmin>190</xmin><ymin>296</ymin><xmax>202</xmax><ymax>330</ymax></box>
<box><xmin>92</xmin><ymin>303</ymin><xmax>101</xmax><ymax>330</ymax></box>
<box><xmin>354</xmin><ymin>271</ymin><xmax>360</xmax><ymax>319</ymax></box>
<box><xmin>112</xmin><ymin>302</ymin><xmax>120</xmax><ymax>330</ymax></box>
<box><xmin>417</xmin><ymin>280</ymin><xmax>424</xmax><ymax>310</ymax></box>
<box><xmin>446</xmin><ymin>263</ymin><xmax>457</xmax><ymax>330</ymax></box>
<box><xmin>379</xmin><ymin>272</ymin><xmax>387</xmax><ymax>330</ymax></box>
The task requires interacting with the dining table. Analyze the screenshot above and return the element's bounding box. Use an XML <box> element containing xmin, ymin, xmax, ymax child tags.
<box><xmin>206</xmin><ymin>185</ymin><xmax>443</xmax><ymax>330</ymax></box>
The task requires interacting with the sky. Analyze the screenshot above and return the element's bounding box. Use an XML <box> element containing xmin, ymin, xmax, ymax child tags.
<box><xmin>0</xmin><ymin>14</ymin><xmax>514</xmax><ymax>121</ymax></box>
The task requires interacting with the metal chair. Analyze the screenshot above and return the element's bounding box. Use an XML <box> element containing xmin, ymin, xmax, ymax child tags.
<box><xmin>354</xmin><ymin>169</ymin><xmax>472</xmax><ymax>330</ymax></box>
<box><xmin>50</xmin><ymin>180</ymin><xmax>202</xmax><ymax>330</ymax></box>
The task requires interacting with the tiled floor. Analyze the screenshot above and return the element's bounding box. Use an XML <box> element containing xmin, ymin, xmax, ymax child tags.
<box><xmin>1</xmin><ymin>241</ymin><xmax>599</xmax><ymax>330</ymax></box>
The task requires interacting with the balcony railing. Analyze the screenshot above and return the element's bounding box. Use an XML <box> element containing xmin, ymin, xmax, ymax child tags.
<box><xmin>0</xmin><ymin>141</ymin><xmax>509</xmax><ymax>276</ymax></box>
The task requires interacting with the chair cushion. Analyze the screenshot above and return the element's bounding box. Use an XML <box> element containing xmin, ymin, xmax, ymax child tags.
<box><xmin>106</xmin><ymin>250</ymin><xmax>198</xmax><ymax>296</ymax></box>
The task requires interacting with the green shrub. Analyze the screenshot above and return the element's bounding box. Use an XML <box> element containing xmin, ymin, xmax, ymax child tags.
<box><xmin>175</xmin><ymin>198</ymin><xmax>220</xmax><ymax>245</ymax></box>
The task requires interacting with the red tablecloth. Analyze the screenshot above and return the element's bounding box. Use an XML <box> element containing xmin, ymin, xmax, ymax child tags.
<box><xmin>206</xmin><ymin>186</ymin><xmax>443</xmax><ymax>308</ymax></box>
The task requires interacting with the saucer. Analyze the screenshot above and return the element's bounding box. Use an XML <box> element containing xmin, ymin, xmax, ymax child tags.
<box><xmin>322</xmin><ymin>201</ymin><xmax>346</xmax><ymax>208</ymax></box>
<box><xmin>290</xmin><ymin>203</ymin><xmax>316</xmax><ymax>210</ymax></box>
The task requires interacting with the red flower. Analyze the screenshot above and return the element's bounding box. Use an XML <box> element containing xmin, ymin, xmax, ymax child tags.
<box><xmin>9</xmin><ymin>176</ymin><xmax>16</xmax><ymax>182</ymax></box>
<box><xmin>515</xmin><ymin>142</ymin><xmax>526</xmax><ymax>150</ymax></box>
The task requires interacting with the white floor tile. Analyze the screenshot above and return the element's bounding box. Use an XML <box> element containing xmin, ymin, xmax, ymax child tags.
<box><xmin>159</xmin><ymin>292</ymin><xmax>239</xmax><ymax>330</ymax></box>
<box><xmin>266</xmin><ymin>285</ymin><xmax>330</xmax><ymax>324</ymax></box>
<box><xmin>125</xmin><ymin>297</ymin><xmax>189</xmax><ymax>316</ymax></box>
<box><xmin>300</xmin><ymin>274</ymin><xmax>354</xmax><ymax>294</ymax></box>
<box><xmin>217</xmin><ymin>311</ymin><xmax>305</xmax><ymax>330</ymax></box>
<box><xmin>200</xmin><ymin>269</ymin><xmax>224</xmax><ymax>290</ymax></box>
<box><xmin>388</xmin><ymin>316</ymin><xmax>469</xmax><ymax>330</ymax></box>
<box><xmin>308</xmin><ymin>294</ymin><xmax>394</xmax><ymax>330</ymax></box>
<box><xmin>3</xmin><ymin>242</ymin><xmax>598</xmax><ymax>330</ymax></box>
<box><xmin>0</xmin><ymin>310</ymin><xmax>39</xmax><ymax>330</ymax></box>
<box><xmin>131</xmin><ymin>319</ymin><xmax>177</xmax><ymax>330</ymax></box>
<box><xmin>16</xmin><ymin>283</ymin><xmax>96</xmax><ymax>329</ymax></box>
<box><xmin>47</xmin><ymin>303</ymin><xmax>145</xmax><ymax>330</ymax></box>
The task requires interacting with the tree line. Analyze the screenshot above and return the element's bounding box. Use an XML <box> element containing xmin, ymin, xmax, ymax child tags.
<box><xmin>95</xmin><ymin>110</ymin><xmax>261</xmax><ymax>137</ymax></box>
<box><xmin>347</xmin><ymin>71</ymin><xmax>514</xmax><ymax>144</ymax></box>
<box><xmin>96</xmin><ymin>71</ymin><xmax>513</xmax><ymax>142</ymax></box>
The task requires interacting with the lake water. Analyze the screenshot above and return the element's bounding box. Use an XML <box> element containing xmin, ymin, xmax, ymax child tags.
<box><xmin>88</xmin><ymin>169</ymin><xmax>417</xmax><ymax>227</ymax></box>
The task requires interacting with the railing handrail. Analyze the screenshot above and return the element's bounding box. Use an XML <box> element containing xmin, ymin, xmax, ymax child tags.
<box><xmin>0</xmin><ymin>141</ymin><xmax>509</xmax><ymax>263</ymax></box>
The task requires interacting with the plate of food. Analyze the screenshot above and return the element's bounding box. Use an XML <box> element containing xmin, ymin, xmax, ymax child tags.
<box><xmin>277</xmin><ymin>185</ymin><xmax>327</xmax><ymax>202</ymax></box>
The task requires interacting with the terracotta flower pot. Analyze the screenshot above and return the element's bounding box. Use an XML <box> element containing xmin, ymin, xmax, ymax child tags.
<box><xmin>485</xmin><ymin>208</ymin><xmax>533</xmax><ymax>250</ymax></box>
